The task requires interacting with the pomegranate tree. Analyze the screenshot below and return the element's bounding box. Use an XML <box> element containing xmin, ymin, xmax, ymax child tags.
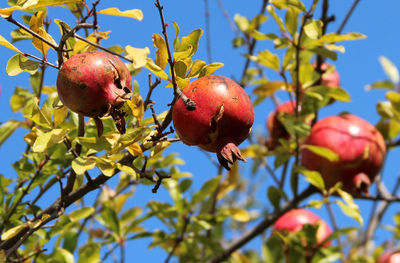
<box><xmin>172</xmin><ymin>75</ymin><xmax>254</xmax><ymax>170</ymax></box>
<box><xmin>379</xmin><ymin>251</ymin><xmax>400</xmax><ymax>263</ymax></box>
<box><xmin>301</xmin><ymin>114</ymin><xmax>386</xmax><ymax>195</ymax></box>
<box><xmin>56</xmin><ymin>50</ymin><xmax>132</xmax><ymax>136</ymax></box>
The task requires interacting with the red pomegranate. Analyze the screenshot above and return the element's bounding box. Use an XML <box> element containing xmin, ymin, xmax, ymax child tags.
<box><xmin>301</xmin><ymin>114</ymin><xmax>386</xmax><ymax>195</ymax></box>
<box><xmin>273</xmin><ymin>209</ymin><xmax>332</xmax><ymax>247</ymax></box>
<box><xmin>172</xmin><ymin>75</ymin><xmax>254</xmax><ymax>170</ymax></box>
<box><xmin>379</xmin><ymin>251</ymin><xmax>400</xmax><ymax>263</ymax></box>
<box><xmin>317</xmin><ymin>62</ymin><xmax>340</xmax><ymax>88</ymax></box>
<box><xmin>56</xmin><ymin>50</ymin><xmax>132</xmax><ymax>136</ymax></box>
<box><xmin>266</xmin><ymin>101</ymin><xmax>295</xmax><ymax>149</ymax></box>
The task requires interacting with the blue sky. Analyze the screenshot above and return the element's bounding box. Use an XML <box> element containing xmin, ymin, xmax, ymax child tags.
<box><xmin>1</xmin><ymin>0</ymin><xmax>400</xmax><ymax>261</ymax></box>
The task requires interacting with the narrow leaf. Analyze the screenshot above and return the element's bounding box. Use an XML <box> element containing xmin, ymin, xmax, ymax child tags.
<box><xmin>303</xmin><ymin>144</ymin><xmax>339</xmax><ymax>162</ymax></box>
<box><xmin>0</xmin><ymin>120</ymin><xmax>20</xmax><ymax>147</ymax></box>
<box><xmin>97</xmin><ymin>8</ymin><xmax>143</xmax><ymax>21</ymax></box>
<box><xmin>0</xmin><ymin>34</ymin><xmax>22</xmax><ymax>54</ymax></box>
<box><xmin>379</xmin><ymin>56</ymin><xmax>399</xmax><ymax>84</ymax></box>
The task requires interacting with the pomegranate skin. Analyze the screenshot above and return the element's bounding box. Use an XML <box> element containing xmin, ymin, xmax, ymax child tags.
<box><xmin>172</xmin><ymin>75</ymin><xmax>254</xmax><ymax>170</ymax></box>
<box><xmin>301</xmin><ymin>114</ymin><xmax>386</xmax><ymax>195</ymax></box>
<box><xmin>379</xmin><ymin>252</ymin><xmax>400</xmax><ymax>263</ymax></box>
<box><xmin>273</xmin><ymin>209</ymin><xmax>332</xmax><ymax>247</ymax></box>
<box><xmin>318</xmin><ymin>63</ymin><xmax>340</xmax><ymax>88</ymax></box>
<box><xmin>266</xmin><ymin>101</ymin><xmax>295</xmax><ymax>149</ymax></box>
<box><xmin>56</xmin><ymin>50</ymin><xmax>132</xmax><ymax>135</ymax></box>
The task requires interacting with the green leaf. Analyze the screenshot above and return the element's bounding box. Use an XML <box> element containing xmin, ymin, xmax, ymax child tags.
<box><xmin>271</xmin><ymin>0</ymin><xmax>307</xmax><ymax>12</ymax></box>
<box><xmin>285</xmin><ymin>8</ymin><xmax>299</xmax><ymax>36</ymax></box>
<box><xmin>379</xmin><ymin>56</ymin><xmax>399</xmax><ymax>84</ymax></box>
<box><xmin>145</xmin><ymin>58</ymin><xmax>169</xmax><ymax>80</ymax></box>
<box><xmin>97</xmin><ymin>8</ymin><xmax>143</xmax><ymax>21</ymax></box>
<box><xmin>256</xmin><ymin>49</ymin><xmax>280</xmax><ymax>71</ymax></box>
<box><xmin>248</xmin><ymin>14</ymin><xmax>268</xmax><ymax>32</ymax></box>
<box><xmin>191</xmin><ymin>176</ymin><xmax>221</xmax><ymax>206</ymax></box>
<box><xmin>56</xmin><ymin>248</ymin><xmax>75</xmax><ymax>263</ymax></box>
<box><xmin>97</xmin><ymin>206</ymin><xmax>120</xmax><ymax>234</ymax></box>
<box><xmin>234</xmin><ymin>14</ymin><xmax>249</xmax><ymax>32</ymax></box>
<box><xmin>77</xmin><ymin>243</ymin><xmax>100</xmax><ymax>263</ymax></box>
<box><xmin>263</xmin><ymin>235</ymin><xmax>284</xmax><ymax>263</ymax></box>
<box><xmin>267</xmin><ymin>5</ymin><xmax>286</xmax><ymax>33</ymax></box>
<box><xmin>365</xmin><ymin>80</ymin><xmax>396</xmax><ymax>90</ymax></box>
<box><xmin>303</xmin><ymin>144</ymin><xmax>339</xmax><ymax>162</ymax></box>
<box><xmin>32</xmin><ymin>129</ymin><xmax>67</xmax><ymax>152</ymax></box>
<box><xmin>304</xmin><ymin>20</ymin><xmax>322</xmax><ymax>40</ymax></box>
<box><xmin>22</xmin><ymin>97</ymin><xmax>52</xmax><ymax>128</ymax></box>
<box><xmin>318</xmin><ymin>32</ymin><xmax>366</xmax><ymax>43</ymax></box>
<box><xmin>309</xmin><ymin>47</ymin><xmax>337</xmax><ymax>60</ymax></box>
<box><xmin>252</xmin><ymin>81</ymin><xmax>286</xmax><ymax>97</ymax></box>
<box><xmin>307</xmin><ymin>85</ymin><xmax>351</xmax><ymax>102</ymax></box>
<box><xmin>176</xmin><ymin>28</ymin><xmax>203</xmax><ymax>58</ymax></box>
<box><xmin>69</xmin><ymin>207</ymin><xmax>95</xmax><ymax>222</ymax></box>
<box><xmin>297</xmin><ymin>166</ymin><xmax>325</xmax><ymax>190</ymax></box>
<box><xmin>198</xmin><ymin>62</ymin><xmax>224</xmax><ymax>77</ymax></box>
<box><xmin>175</xmin><ymin>60</ymin><xmax>187</xmax><ymax>78</ymax></box>
<box><xmin>77</xmin><ymin>136</ymin><xmax>112</xmax><ymax>152</ymax></box>
<box><xmin>6</xmin><ymin>54</ymin><xmax>39</xmax><ymax>76</ymax></box>
<box><xmin>10</xmin><ymin>29</ymin><xmax>32</xmax><ymax>43</ymax></box>
<box><xmin>72</xmin><ymin>156</ymin><xmax>96</xmax><ymax>175</ymax></box>
<box><xmin>91</xmin><ymin>157</ymin><xmax>116</xmax><ymax>177</ymax></box>
<box><xmin>336</xmin><ymin>188</ymin><xmax>363</xmax><ymax>226</ymax></box>
<box><xmin>187</xmin><ymin>60</ymin><xmax>206</xmax><ymax>78</ymax></box>
<box><xmin>0</xmin><ymin>120</ymin><xmax>19</xmax><ymax>147</ymax></box>
<box><xmin>267</xmin><ymin>186</ymin><xmax>286</xmax><ymax>210</ymax></box>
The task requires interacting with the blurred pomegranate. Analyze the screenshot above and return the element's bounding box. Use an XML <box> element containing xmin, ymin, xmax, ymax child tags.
<box><xmin>266</xmin><ymin>100</ymin><xmax>295</xmax><ymax>149</ymax></box>
<box><xmin>273</xmin><ymin>209</ymin><xmax>332</xmax><ymax>248</ymax></box>
<box><xmin>379</xmin><ymin>251</ymin><xmax>400</xmax><ymax>263</ymax></box>
<box><xmin>301</xmin><ymin>114</ymin><xmax>386</xmax><ymax>195</ymax></box>
<box><xmin>172</xmin><ymin>75</ymin><xmax>254</xmax><ymax>170</ymax></box>
<box><xmin>317</xmin><ymin>62</ymin><xmax>340</xmax><ymax>88</ymax></box>
<box><xmin>56</xmin><ymin>50</ymin><xmax>132</xmax><ymax>136</ymax></box>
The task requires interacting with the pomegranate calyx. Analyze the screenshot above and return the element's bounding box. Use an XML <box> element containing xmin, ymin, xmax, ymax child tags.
<box><xmin>217</xmin><ymin>142</ymin><xmax>246</xmax><ymax>170</ymax></box>
<box><xmin>352</xmin><ymin>173</ymin><xmax>371</xmax><ymax>196</ymax></box>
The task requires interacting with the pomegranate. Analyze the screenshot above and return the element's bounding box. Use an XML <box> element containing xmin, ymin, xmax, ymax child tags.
<box><xmin>301</xmin><ymin>114</ymin><xmax>386</xmax><ymax>195</ymax></box>
<box><xmin>172</xmin><ymin>75</ymin><xmax>254</xmax><ymax>170</ymax></box>
<box><xmin>56</xmin><ymin>50</ymin><xmax>132</xmax><ymax>136</ymax></box>
<box><xmin>273</xmin><ymin>209</ymin><xmax>332</xmax><ymax>247</ymax></box>
<box><xmin>266</xmin><ymin>100</ymin><xmax>295</xmax><ymax>149</ymax></box>
<box><xmin>317</xmin><ymin>62</ymin><xmax>340</xmax><ymax>88</ymax></box>
<box><xmin>379</xmin><ymin>251</ymin><xmax>400</xmax><ymax>263</ymax></box>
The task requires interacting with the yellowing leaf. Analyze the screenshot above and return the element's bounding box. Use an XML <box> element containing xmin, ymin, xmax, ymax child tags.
<box><xmin>54</xmin><ymin>106</ymin><xmax>68</xmax><ymax>127</ymax></box>
<box><xmin>151</xmin><ymin>140</ymin><xmax>171</xmax><ymax>157</ymax></box>
<box><xmin>253</xmin><ymin>81</ymin><xmax>286</xmax><ymax>97</ymax></box>
<box><xmin>145</xmin><ymin>58</ymin><xmax>169</xmax><ymax>80</ymax></box>
<box><xmin>125</xmin><ymin>45</ymin><xmax>150</xmax><ymax>69</ymax></box>
<box><xmin>97</xmin><ymin>8</ymin><xmax>143</xmax><ymax>21</ymax></box>
<box><xmin>6</xmin><ymin>54</ymin><xmax>40</xmax><ymax>76</ymax></box>
<box><xmin>126</xmin><ymin>142</ymin><xmax>144</xmax><ymax>157</ymax></box>
<box><xmin>223</xmin><ymin>208</ymin><xmax>251</xmax><ymax>222</ymax></box>
<box><xmin>1</xmin><ymin>224</ymin><xmax>26</xmax><ymax>241</ymax></box>
<box><xmin>27</xmin><ymin>213</ymin><xmax>50</xmax><ymax>229</ymax></box>
<box><xmin>72</xmin><ymin>156</ymin><xmax>96</xmax><ymax>175</ymax></box>
<box><xmin>29</xmin><ymin>11</ymin><xmax>57</xmax><ymax>55</ymax></box>
<box><xmin>0</xmin><ymin>250</ymin><xmax>6</xmax><ymax>263</ymax></box>
<box><xmin>0</xmin><ymin>34</ymin><xmax>22</xmax><ymax>54</ymax></box>
<box><xmin>198</xmin><ymin>62</ymin><xmax>224</xmax><ymax>77</ymax></box>
<box><xmin>22</xmin><ymin>0</ymin><xmax>84</xmax><ymax>9</ymax></box>
<box><xmin>73</xmin><ymin>31</ymin><xmax>110</xmax><ymax>54</ymax></box>
<box><xmin>91</xmin><ymin>157</ymin><xmax>116</xmax><ymax>177</ymax></box>
<box><xmin>152</xmin><ymin>34</ymin><xmax>168</xmax><ymax>70</ymax></box>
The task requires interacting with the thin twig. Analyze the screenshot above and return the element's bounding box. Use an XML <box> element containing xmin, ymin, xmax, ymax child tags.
<box><xmin>336</xmin><ymin>0</ymin><xmax>361</xmax><ymax>34</ymax></box>
<box><xmin>154</xmin><ymin>0</ymin><xmax>196</xmax><ymax>111</ymax></box>
<box><xmin>165</xmin><ymin>213</ymin><xmax>191</xmax><ymax>263</ymax></box>
<box><xmin>144</xmin><ymin>74</ymin><xmax>161</xmax><ymax>109</ymax></box>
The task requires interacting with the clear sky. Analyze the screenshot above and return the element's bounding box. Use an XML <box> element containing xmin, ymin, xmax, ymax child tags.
<box><xmin>1</xmin><ymin>0</ymin><xmax>400</xmax><ymax>261</ymax></box>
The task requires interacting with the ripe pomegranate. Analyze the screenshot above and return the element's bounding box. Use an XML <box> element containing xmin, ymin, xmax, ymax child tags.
<box><xmin>56</xmin><ymin>50</ymin><xmax>132</xmax><ymax>136</ymax></box>
<box><xmin>273</xmin><ymin>209</ymin><xmax>332</xmax><ymax>248</ymax></box>
<box><xmin>172</xmin><ymin>75</ymin><xmax>254</xmax><ymax>170</ymax></box>
<box><xmin>266</xmin><ymin>100</ymin><xmax>295</xmax><ymax>149</ymax></box>
<box><xmin>379</xmin><ymin>251</ymin><xmax>400</xmax><ymax>263</ymax></box>
<box><xmin>301</xmin><ymin>114</ymin><xmax>386</xmax><ymax>196</ymax></box>
<box><xmin>316</xmin><ymin>62</ymin><xmax>340</xmax><ymax>88</ymax></box>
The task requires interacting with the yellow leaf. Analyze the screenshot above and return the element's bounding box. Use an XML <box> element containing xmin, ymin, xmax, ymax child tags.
<box><xmin>29</xmin><ymin>11</ymin><xmax>57</xmax><ymax>55</ymax></box>
<box><xmin>24</xmin><ymin>130</ymin><xmax>38</xmax><ymax>146</ymax></box>
<box><xmin>0</xmin><ymin>6</ymin><xmax>22</xmax><ymax>18</ymax></box>
<box><xmin>0</xmin><ymin>250</ymin><xmax>5</xmax><ymax>263</ymax></box>
<box><xmin>127</xmin><ymin>93</ymin><xmax>144</xmax><ymax>121</ymax></box>
<box><xmin>22</xmin><ymin>0</ymin><xmax>84</xmax><ymax>9</ymax></box>
<box><xmin>0</xmin><ymin>34</ymin><xmax>22</xmax><ymax>54</ymax></box>
<box><xmin>223</xmin><ymin>208</ymin><xmax>251</xmax><ymax>222</ymax></box>
<box><xmin>152</xmin><ymin>34</ymin><xmax>168</xmax><ymax>70</ymax></box>
<box><xmin>252</xmin><ymin>81</ymin><xmax>287</xmax><ymax>97</ymax></box>
<box><xmin>97</xmin><ymin>8</ymin><xmax>143</xmax><ymax>21</ymax></box>
<box><xmin>73</xmin><ymin>31</ymin><xmax>111</xmax><ymax>54</ymax></box>
<box><xmin>125</xmin><ymin>45</ymin><xmax>150</xmax><ymax>69</ymax></box>
<box><xmin>54</xmin><ymin>106</ymin><xmax>68</xmax><ymax>127</ymax></box>
<box><xmin>1</xmin><ymin>224</ymin><xmax>27</xmax><ymax>240</ymax></box>
<box><xmin>145</xmin><ymin>58</ymin><xmax>169</xmax><ymax>80</ymax></box>
<box><xmin>126</xmin><ymin>142</ymin><xmax>144</xmax><ymax>157</ymax></box>
<box><xmin>151</xmin><ymin>140</ymin><xmax>171</xmax><ymax>157</ymax></box>
<box><xmin>91</xmin><ymin>157</ymin><xmax>116</xmax><ymax>177</ymax></box>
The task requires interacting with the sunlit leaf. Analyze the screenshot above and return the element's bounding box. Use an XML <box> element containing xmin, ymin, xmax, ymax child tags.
<box><xmin>72</xmin><ymin>156</ymin><xmax>96</xmax><ymax>175</ymax></box>
<box><xmin>252</xmin><ymin>81</ymin><xmax>286</xmax><ymax>97</ymax></box>
<box><xmin>91</xmin><ymin>157</ymin><xmax>116</xmax><ymax>176</ymax></box>
<box><xmin>0</xmin><ymin>34</ymin><xmax>22</xmax><ymax>53</ymax></box>
<box><xmin>97</xmin><ymin>8</ymin><xmax>143</xmax><ymax>21</ymax></box>
<box><xmin>32</xmin><ymin>128</ymin><xmax>67</xmax><ymax>152</ymax></box>
<box><xmin>191</xmin><ymin>176</ymin><xmax>220</xmax><ymax>206</ymax></box>
<box><xmin>69</xmin><ymin>207</ymin><xmax>95</xmax><ymax>222</ymax></box>
<box><xmin>29</xmin><ymin>11</ymin><xmax>57</xmax><ymax>55</ymax></box>
<box><xmin>336</xmin><ymin>188</ymin><xmax>363</xmax><ymax>226</ymax></box>
<box><xmin>21</xmin><ymin>0</ymin><xmax>84</xmax><ymax>9</ymax></box>
<box><xmin>126</xmin><ymin>142</ymin><xmax>144</xmax><ymax>157</ymax></box>
<box><xmin>222</xmin><ymin>207</ymin><xmax>251</xmax><ymax>222</ymax></box>
<box><xmin>6</xmin><ymin>54</ymin><xmax>39</xmax><ymax>76</ymax></box>
<box><xmin>271</xmin><ymin>0</ymin><xmax>307</xmax><ymax>12</ymax></box>
<box><xmin>152</xmin><ymin>33</ymin><xmax>168</xmax><ymax>69</ymax></box>
<box><xmin>77</xmin><ymin>242</ymin><xmax>100</xmax><ymax>263</ymax></box>
<box><xmin>125</xmin><ymin>45</ymin><xmax>150</xmax><ymax>69</ymax></box>
<box><xmin>379</xmin><ymin>56</ymin><xmax>399</xmax><ymax>84</ymax></box>
<box><xmin>0</xmin><ymin>120</ymin><xmax>20</xmax><ymax>147</ymax></box>
<box><xmin>285</xmin><ymin>7</ymin><xmax>299</xmax><ymax>36</ymax></box>
<box><xmin>318</xmin><ymin>32</ymin><xmax>366</xmax><ymax>43</ymax></box>
<box><xmin>234</xmin><ymin>14</ymin><xmax>249</xmax><ymax>32</ymax></box>
<box><xmin>365</xmin><ymin>80</ymin><xmax>396</xmax><ymax>90</ymax></box>
<box><xmin>304</xmin><ymin>20</ymin><xmax>322</xmax><ymax>40</ymax></box>
<box><xmin>296</xmin><ymin>166</ymin><xmax>325</xmax><ymax>191</ymax></box>
<box><xmin>255</xmin><ymin>50</ymin><xmax>280</xmax><ymax>71</ymax></box>
<box><xmin>1</xmin><ymin>224</ymin><xmax>26</xmax><ymax>240</ymax></box>
<box><xmin>303</xmin><ymin>144</ymin><xmax>339</xmax><ymax>162</ymax></box>
<box><xmin>145</xmin><ymin>58</ymin><xmax>169</xmax><ymax>80</ymax></box>
<box><xmin>73</xmin><ymin>31</ymin><xmax>110</xmax><ymax>54</ymax></box>
<box><xmin>267</xmin><ymin>5</ymin><xmax>286</xmax><ymax>33</ymax></box>
<box><xmin>54</xmin><ymin>106</ymin><xmax>68</xmax><ymax>127</ymax></box>
<box><xmin>77</xmin><ymin>136</ymin><xmax>112</xmax><ymax>152</ymax></box>
<box><xmin>198</xmin><ymin>62</ymin><xmax>224</xmax><ymax>77</ymax></box>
